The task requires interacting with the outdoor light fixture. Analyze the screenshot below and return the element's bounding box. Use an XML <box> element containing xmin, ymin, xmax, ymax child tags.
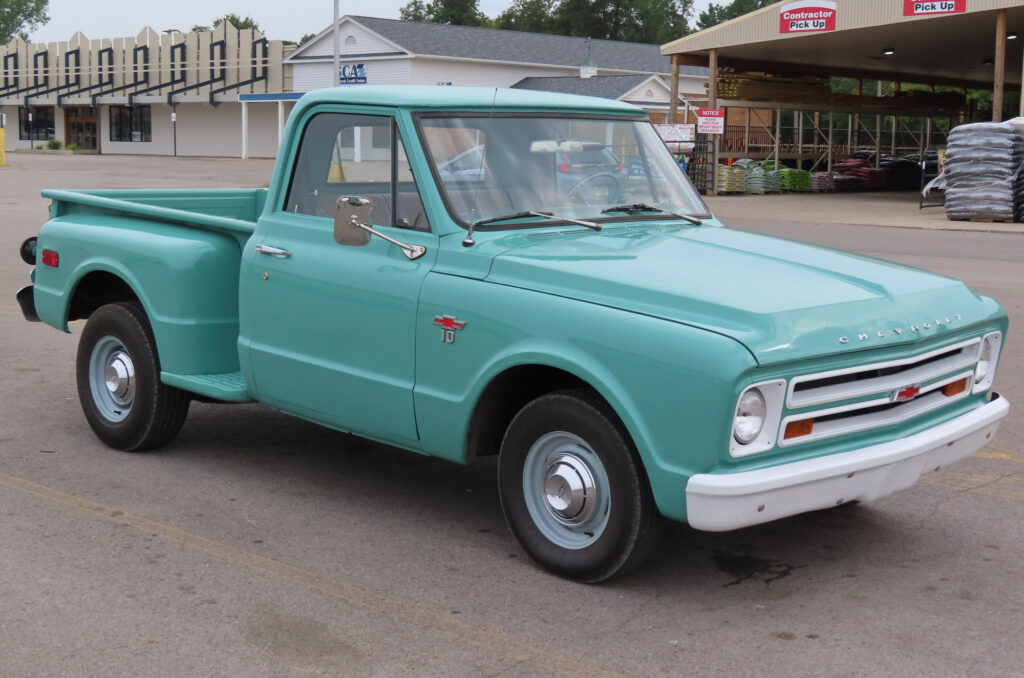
<box><xmin>882</xmin><ymin>48</ymin><xmax>895</xmax><ymax>55</ymax></box>
<box><xmin>1008</xmin><ymin>33</ymin><xmax>1018</xmax><ymax>40</ymax></box>
<box><xmin>983</xmin><ymin>57</ymin><xmax>994</xmax><ymax>65</ymax></box>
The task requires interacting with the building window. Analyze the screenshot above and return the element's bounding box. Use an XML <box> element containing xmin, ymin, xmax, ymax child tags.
<box><xmin>110</xmin><ymin>105</ymin><xmax>152</xmax><ymax>142</ymax></box>
<box><xmin>19</xmin><ymin>106</ymin><xmax>55</xmax><ymax>140</ymax></box>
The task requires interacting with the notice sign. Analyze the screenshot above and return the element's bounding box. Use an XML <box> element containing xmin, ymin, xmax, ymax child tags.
<box><xmin>697</xmin><ymin>109</ymin><xmax>725</xmax><ymax>135</ymax></box>
<box><xmin>903</xmin><ymin>0</ymin><xmax>965</xmax><ymax>16</ymax></box>
<box><xmin>779</xmin><ymin>0</ymin><xmax>837</xmax><ymax>33</ymax></box>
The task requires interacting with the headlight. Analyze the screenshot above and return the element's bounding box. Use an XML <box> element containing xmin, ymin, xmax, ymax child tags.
<box><xmin>975</xmin><ymin>337</ymin><xmax>993</xmax><ymax>383</ymax></box>
<box><xmin>973</xmin><ymin>332</ymin><xmax>1002</xmax><ymax>394</ymax></box>
<box><xmin>733</xmin><ymin>388</ymin><xmax>766</xmax><ymax>444</ymax></box>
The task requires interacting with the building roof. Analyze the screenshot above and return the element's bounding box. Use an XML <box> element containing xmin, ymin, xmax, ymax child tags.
<box><xmin>661</xmin><ymin>0</ymin><xmax>1023</xmax><ymax>88</ymax></box>
<box><xmin>291</xmin><ymin>16</ymin><xmax>707</xmax><ymax>77</ymax></box>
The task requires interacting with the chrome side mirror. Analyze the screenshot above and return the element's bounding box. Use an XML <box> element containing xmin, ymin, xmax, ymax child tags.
<box><xmin>332</xmin><ymin>195</ymin><xmax>427</xmax><ymax>261</ymax></box>
<box><xmin>334</xmin><ymin>196</ymin><xmax>373</xmax><ymax>247</ymax></box>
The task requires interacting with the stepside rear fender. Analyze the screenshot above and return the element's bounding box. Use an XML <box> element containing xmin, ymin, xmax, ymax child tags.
<box><xmin>34</xmin><ymin>213</ymin><xmax>245</xmax><ymax>375</ymax></box>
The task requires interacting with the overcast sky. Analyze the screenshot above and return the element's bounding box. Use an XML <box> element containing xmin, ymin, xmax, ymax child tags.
<box><xmin>28</xmin><ymin>0</ymin><xmax>715</xmax><ymax>44</ymax></box>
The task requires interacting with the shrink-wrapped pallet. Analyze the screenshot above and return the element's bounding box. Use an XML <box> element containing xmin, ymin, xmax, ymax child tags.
<box><xmin>944</xmin><ymin>121</ymin><xmax>1024</xmax><ymax>222</ymax></box>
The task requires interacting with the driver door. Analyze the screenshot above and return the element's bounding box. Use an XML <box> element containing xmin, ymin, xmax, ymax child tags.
<box><xmin>239</xmin><ymin>110</ymin><xmax>435</xmax><ymax>445</ymax></box>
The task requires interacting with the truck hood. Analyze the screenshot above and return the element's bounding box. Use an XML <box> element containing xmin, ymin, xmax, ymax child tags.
<box><xmin>484</xmin><ymin>224</ymin><xmax>1000</xmax><ymax>365</ymax></box>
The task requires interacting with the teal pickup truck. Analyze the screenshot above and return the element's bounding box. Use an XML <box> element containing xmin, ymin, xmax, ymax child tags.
<box><xmin>16</xmin><ymin>87</ymin><xmax>1010</xmax><ymax>582</ymax></box>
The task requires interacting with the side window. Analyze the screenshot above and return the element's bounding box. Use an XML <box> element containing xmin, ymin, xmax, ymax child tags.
<box><xmin>284</xmin><ymin>112</ymin><xmax>428</xmax><ymax>231</ymax></box>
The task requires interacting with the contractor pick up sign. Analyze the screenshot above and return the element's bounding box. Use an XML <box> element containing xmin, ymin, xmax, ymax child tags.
<box><xmin>779</xmin><ymin>0</ymin><xmax>837</xmax><ymax>33</ymax></box>
<box><xmin>903</xmin><ymin>0</ymin><xmax>965</xmax><ymax>16</ymax></box>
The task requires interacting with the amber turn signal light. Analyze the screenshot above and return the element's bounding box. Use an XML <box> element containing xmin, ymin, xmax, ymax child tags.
<box><xmin>784</xmin><ymin>419</ymin><xmax>814</xmax><ymax>440</ymax></box>
<box><xmin>943</xmin><ymin>378</ymin><xmax>969</xmax><ymax>397</ymax></box>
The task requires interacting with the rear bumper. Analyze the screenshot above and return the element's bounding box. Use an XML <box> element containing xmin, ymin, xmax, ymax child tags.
<box><xmin>16</xmin><ymin>286</ymin><xmax>39</xmax><ymax>322</ymax></box>
<box><xmin>685</xmin><ymin>394</ymin><xmax>1009</xmax><ymax>531</ymax></box>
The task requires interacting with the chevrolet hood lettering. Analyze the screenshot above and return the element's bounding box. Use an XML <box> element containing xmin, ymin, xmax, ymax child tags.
<box><xmin>838</xmin><ymin>314</ymin><xmax>962</xmax><ymax>345</ymax></box>
<box><xmin>483</xmin><ymin>226</ymin><xmax>1003</xmax><ymax>365</ymax></box>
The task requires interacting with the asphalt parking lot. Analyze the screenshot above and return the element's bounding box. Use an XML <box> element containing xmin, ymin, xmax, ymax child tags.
<box><xmin>2</xmin><ymin>153</ymin><xmax>1023</xmax><ymax>677</ymax></box>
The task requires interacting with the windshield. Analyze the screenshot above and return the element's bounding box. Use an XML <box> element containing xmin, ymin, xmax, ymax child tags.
<box><xmin>419</xmin><ymin>115</ymin><xmax>709</xmax><ymax>227</ymax></box>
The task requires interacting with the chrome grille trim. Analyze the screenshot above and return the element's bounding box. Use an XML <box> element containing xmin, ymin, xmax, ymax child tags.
<box><xmin>787</xmin><ymin>338</ymin><xmax>981</xmax><ymax>410</ymax></box>
<box><xmin>778</xmin><ymin>370</ymin><xmax>975</xmax><ymax>447</ymax></box>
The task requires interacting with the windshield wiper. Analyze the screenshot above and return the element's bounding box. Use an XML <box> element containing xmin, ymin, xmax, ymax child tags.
<box><xmin>600</xmin><ymin>203</ymin><xmax>703</xmax><ymax>225</ymax></box>
<box><xmin>464</xmin><ymin>210</ymin><xmax>600</xmax><ymax>247</ymax></box>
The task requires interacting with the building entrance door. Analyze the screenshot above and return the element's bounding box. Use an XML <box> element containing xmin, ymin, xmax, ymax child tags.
<box><xmin>64</xmin><ymin>106</ymin><xmax>97</xmax><ymax>149</ymax></box>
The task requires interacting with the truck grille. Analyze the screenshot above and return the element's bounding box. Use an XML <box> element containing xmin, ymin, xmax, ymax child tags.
<box><xmin>779</xmin><ymin>338</ymin><xmax>981</xmax><ymax>447</ymax></box>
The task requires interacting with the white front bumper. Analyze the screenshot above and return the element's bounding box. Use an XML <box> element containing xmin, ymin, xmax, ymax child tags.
<box><xmin>685</xmin><ymin>395</ymin><xmax>1010</xmax><ymax>532</ymax></box>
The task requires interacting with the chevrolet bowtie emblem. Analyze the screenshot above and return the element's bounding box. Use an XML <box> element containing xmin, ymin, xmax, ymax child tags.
<box><xmin>892</xmin><ymin>385</ymin><xmax>921</xmax><ymax>402</ymax></box>
<box><xmin>433</xmin><ymin>315</ymin><xmax>466</xmax><ymax>344</ymax></box>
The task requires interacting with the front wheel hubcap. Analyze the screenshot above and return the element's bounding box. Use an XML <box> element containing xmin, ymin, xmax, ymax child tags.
<box><xmin>104</xmin><ymin>351</ymin><xmax>135</xmax><ymax>403</ymax></box>
<box><xmin>522</xmin><ymin>431</ymin><xmax>610</xmax><ymax>550</ymax></box>
<box><xmin>543</xmin><ymin>453</ymin><xmax>597</xmax><ymax>526</ymax></box>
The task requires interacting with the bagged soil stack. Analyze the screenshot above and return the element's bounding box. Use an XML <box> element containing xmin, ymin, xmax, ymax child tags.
<box><xmin>945</xmin><ymin>121</ymin><xmax>1024</xmax><ymax>222</ymax></box>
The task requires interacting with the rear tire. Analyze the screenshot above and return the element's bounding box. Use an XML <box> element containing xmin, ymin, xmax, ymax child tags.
<box><xmin>498</xmin><ymin>388</ymin><xmax>661</xmax><ymax>583</ymax></box>
<box><xmin>76</xmin><ymin>302</ymin><xmax>189</xmax><ymax>451</ymax></box>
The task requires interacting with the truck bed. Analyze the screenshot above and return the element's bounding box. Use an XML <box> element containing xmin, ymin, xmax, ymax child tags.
<box><xmin>41</xmin><ymin>188</ymin><xmax>268</xmax><ymax>237</ymax></box>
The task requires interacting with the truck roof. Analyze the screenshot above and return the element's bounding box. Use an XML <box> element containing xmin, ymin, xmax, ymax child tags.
<box><xmin>292</xmin><ymin>85</ymin><xmax>645</xmax><ymax>116</ymax></box>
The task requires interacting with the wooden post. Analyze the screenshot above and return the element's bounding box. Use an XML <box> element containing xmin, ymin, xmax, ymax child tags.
<box><xmin>709</xmin><ymin>48</ymin><xmax>718</xmax><ymax>195</ymax></box>
<box><xmin>744</xmin><ymin>106</ymin><xmax>750</xmax><ymax>157</ymax></box>
<box><xmin>797</xmin><ymin>111</ymin><xmax>804</xmax><ymax>168</ymax></box>
<box><xmin>892</xmin><ymin>82</ymin><xmax>900</xmax><ymax>156</ymax></box>
<box><xmin>827</xmin><ymin>111</ymin><xmax>833</xmax><ymax>171</ymax></box>
<box><xmin>875</xmin><ymin>80</ymin><xmax>882</xmax><ymax>168</ymax></box>
<box><xmin>993</xmin><ymin>9</ymin><xmax>1007</xmax><ymax>121</ymax></box>
<box><xmin>669</xmin><ymin>54</ymin><xmax>680</xmax><ymax>123</ymax></box>
<box><xmin>853</xmin><ymin>78</ymin><xmax>862</xmax><ymax>149</ymax></box>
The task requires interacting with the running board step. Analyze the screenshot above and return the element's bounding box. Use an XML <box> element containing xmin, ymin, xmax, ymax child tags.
<box><xmin>160</xmin><ymin>371</ymin><xmax>252</xmax><ymax>402</ymax></box>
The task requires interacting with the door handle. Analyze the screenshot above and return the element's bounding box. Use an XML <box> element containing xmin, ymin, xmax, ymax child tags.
<box><xmin>255</xmin><ymin>243</ymin><xmax>292</xmax><ymax>257</ymax></box>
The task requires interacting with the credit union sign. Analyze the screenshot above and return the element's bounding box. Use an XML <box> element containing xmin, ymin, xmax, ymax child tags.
<box><xmin>779</xmin><ymin>0</ymin><xmax>837</xmax><ymax>34</ymax></box>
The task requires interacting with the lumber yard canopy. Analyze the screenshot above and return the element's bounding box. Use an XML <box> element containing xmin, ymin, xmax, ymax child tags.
<box><xmin>662</xmin><ymin>0</ymin><xmax>1023</xmax><ymax>109</ymax></box>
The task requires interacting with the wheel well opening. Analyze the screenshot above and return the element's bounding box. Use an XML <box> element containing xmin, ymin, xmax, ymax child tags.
<box><xmin>466</xmin><ymin>365</ymin><xmax>591</xmax><ymax>462</ymax></box>
<box><xmin>69</xmin><ymin>272</ymin><xmax>140</xmax><ymax>322</ymax></box>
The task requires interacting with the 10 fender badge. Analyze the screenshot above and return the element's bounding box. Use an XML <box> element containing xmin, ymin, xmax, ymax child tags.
<box><xmin>839</xmin><ymin>314</ymin><xmax>963</xmax><ymax>344</ymax></box>
<box><xmin>434</xmin><ymin>315</ymin><xmax>466</xmax><ymax>344</ymax></box>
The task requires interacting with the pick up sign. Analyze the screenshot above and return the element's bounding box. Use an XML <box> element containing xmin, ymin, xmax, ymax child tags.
<box><xmin>779</xmin><ymin>0</ymin><xmax>837</xmax><ymax>34</ymax></box>
<box><xmin>903</xmin><ymin>0</ymin><xmax>965</xmax><ymax>15</ymax></box>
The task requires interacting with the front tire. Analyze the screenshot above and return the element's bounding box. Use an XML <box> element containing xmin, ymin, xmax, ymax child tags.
<box><xmin>76</xmin><ymin>302</ymin><xmax>189</xmax><ymax>451</ymax></box>
<box><xmin>498</xmin><ymin>389</ymin><xmax>661</xmax><ymax>583</ymax></box>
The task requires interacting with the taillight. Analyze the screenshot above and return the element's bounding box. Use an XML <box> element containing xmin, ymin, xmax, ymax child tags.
<box><xmin>41</xmin><ymin>249</ymin><xmax>59</xmax><ymax>267</ymax></box>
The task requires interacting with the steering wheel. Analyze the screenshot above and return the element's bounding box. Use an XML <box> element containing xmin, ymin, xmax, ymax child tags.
<box><xmin>565</xmin><ymin>172</ymin><xmax>621</xmax><ymax>205</ymax></box>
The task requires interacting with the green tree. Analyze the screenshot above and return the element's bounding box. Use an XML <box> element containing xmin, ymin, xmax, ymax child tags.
<box><xmin>400</xmin><ymin>0</ymin><xmax>694</xmax><ymax>42</ymax></box>
<box><xmin>213</xmin><ymin>13</ymin><xmax>263</xmax><ymax>33</ymax></box>
<box><xmin>399</xmin><ymin>0</ymin><xmax>487</xmax><ymax>26</ymax></box>
<box><xmin>298</xmin><ymin>32</ymin><xmax>317</xmax><ymax>45</ymax></box>
<box><xmin>495</xmin><ymin>0</ymin><xmax>557</xmax><ymax>33</ymax></box>
<box><xmin>553</xmin><ymin>0</ymin><xmax>692</xmax><ymax>42</ymax></box>
<box><xmin>400</xmin><ymin>0</ymin><xmax>430</xmax><ymax>21</ymax></box>
<box><xmin>696</xmin><ymin>0</ymin><xmax>773</xmax><ymax>31</ymax></box>
<box><xmin>1</xmin><ymin>0</ymin><xmax>49</xmax><ymax>43</ymax></box>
